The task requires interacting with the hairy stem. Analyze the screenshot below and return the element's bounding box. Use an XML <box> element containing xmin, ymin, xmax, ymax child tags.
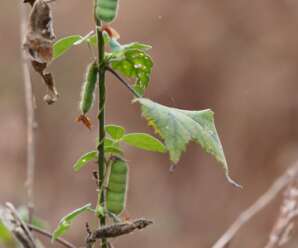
<box><xmin>20</xmin><ymin>0</ymin><xmax>36</xmax><ymax>224</ymax></box>
<box><xmin>96</xmin><ymin>17</ymin><xmax>108</xmax><ymax>248</ymax></box>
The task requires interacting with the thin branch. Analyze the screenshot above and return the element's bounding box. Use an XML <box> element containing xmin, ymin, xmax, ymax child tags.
<box><xmin>265</xmin><ymin>176</ymin><xmax>298</xmax><ymax>248</ymax></box>
<box><xmin>28</xmin><ymin>224</ymin><xmax>77</xmax><ymax>248</ymax></box>
<box><xmin>5</xmin><ymin>202</ymin><xmax>37</xmax><ymax>248</ymax></box>
<box><xmin>86</xmin><ymin>218</ymin><xmax>153</xmax><ymax>247</ymax></box>
<box><xmin>19</xmin><ymin>0</ymin><xmax>37</xmax><ymax>224</ymax></box>
<box><xmin>212</xmin><ymin>162</ymin><xmax>298</xmax><ymax>248</ymax></box>
<box><xmin>106</xmin><ymin>67</ymin><xmax>141</xmax><ymax>98</ymax></box>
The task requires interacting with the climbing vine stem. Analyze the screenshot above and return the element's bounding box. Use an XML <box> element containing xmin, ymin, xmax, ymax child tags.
<box><xmin>95</xmin><ymin>11</ymin><xmax>108</xmax><ymax>248</ymax></box>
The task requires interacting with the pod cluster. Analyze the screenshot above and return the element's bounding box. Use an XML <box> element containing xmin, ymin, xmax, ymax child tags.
<box><xmin>96</xmin><ymin>0</ymin><xmax>119</xmax><ymax>23</ymax></box>
<box><xmin>80</xmin><ymin>61</ymin><xmax>98</xmax><ymax>115</ymax></box>
<box><xmin>106</xmin><ymin>157</ymin><xmax>128</xmax><ymax>215</ymax></box>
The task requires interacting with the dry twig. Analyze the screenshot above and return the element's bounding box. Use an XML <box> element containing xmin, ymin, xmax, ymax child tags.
<box><xmin>1</xmin><ymin>202</ymin><xmax>37</xmax><ymax>248</ymax></box>
<box><xmin>19</xmin><ymin>0</ymin><xmax>37</xmax><ymax>225</ymax></box>
<box><xmin>265</xmin><ymin>176</ymin><xmax>298</xmax><ymax>248</ymax></box>
<box><xmin>212</xmin><ymin>162</ymin><xmax>298</xmax><ymax>248</ymax></box>
<box><xmin>28</xmin><ymin>224</ymin><xmax>77</xmax><ymax>248</ymax></box>
<box><xmin>86</xmin><ymin>218</ymin><xmax>153</xmax><ymax>247</ymax></box>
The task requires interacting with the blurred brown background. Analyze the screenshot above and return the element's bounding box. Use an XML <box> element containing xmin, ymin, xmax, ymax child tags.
<box><xmin>2</xmin><ymin>0</ymin><xmax>298</xmax><ymax>247</ymax></box>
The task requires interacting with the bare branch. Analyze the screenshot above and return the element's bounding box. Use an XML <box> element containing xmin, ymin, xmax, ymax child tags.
<box><xmin>212</xmin><ymin>162</ymin><xmax>298</xmax><ymax>248</ymax></box>
<box><xmin>28</xmin><ymin>224</ymin><xmax>77</xmax><ymax>248</ymax></box>
<box><xmin>265</xmin><ymin>176</ymin><xmax>298</xmax><ymax>248</ymax></box>
<box><xmin>2</xmin><ymin>202</ymin><xmax>37</xmax><ymax>248</ymax></box>
<box><xmin>19</xmin><ymin>0</ymin><xmax>37</xmax><ymax>224</ymax></box>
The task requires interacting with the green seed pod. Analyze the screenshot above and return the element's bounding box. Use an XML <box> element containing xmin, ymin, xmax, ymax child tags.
<box><xmin>80</xmin><ymin>61</ymin><xmax>98</xmax><ymax>114</ymax></box>
<box><xmin>96</xmin><ymin>0</ymin><xmax>119</xmax><ymax>23</ymax></box>
<box><xmin>107</xmin><ymin>157</ymin><xmax>128</xmax><ymax>215</ymax></box>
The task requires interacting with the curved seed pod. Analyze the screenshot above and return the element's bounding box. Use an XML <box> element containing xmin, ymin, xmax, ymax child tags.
<box><xmin>80</xmin><ymin>61</ymin><xmax>98</xmax><ymax>114</ymax></box>
<box><xmin>96</xmin><ymin>0</ymin><xmax>119</xmax><ymax>23</ymax></box>
<box><xmin>107</xmin><ymin>157</ymin><xmax>128</xmax><ymax>215</ymax></box>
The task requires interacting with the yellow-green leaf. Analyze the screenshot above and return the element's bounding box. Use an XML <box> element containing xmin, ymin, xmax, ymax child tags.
<box><xmin>53</xmin><ymin>35</ymin><xmax>82</xmax><ymax>60</ymax></box>
<box><xmin>122</xmin><ymin>133</ymin><xmax>166</xmax><ymax>153</ymax></box>
<box><xmin>105</xmin><ymin>124</ymin><xmax>126</xmax><ymax>140</ymax></box>
<box><xmin>73</xmin><ymin>151</ymin><xmax>97</xmax><ymax>172</ymax></box>
<box><xmin>52</xmin><ymin>203</ymin><xmax>92</xmax><ymax>241</ymax></box>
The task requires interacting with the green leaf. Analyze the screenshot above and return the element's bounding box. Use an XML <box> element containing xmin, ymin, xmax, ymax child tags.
<box><xmin>122</xmin><ymin>42</ymin><xmax>152</xmax><ymax>51</ymax></box>
<box><xmin>122</xmin><ymin>133</ymin><xmax>166</xmax><ymax>153</ymax></box>
<box><xmin>53</xmin><ymin>35</ymin><xmax>82</xmax><ymax>60</ymax></box>
<box><xmin>109</xmin><ymin>46</ymin><xmax>153</xmax><ymax>96</ymax></box>
<box><xmin>88</xmin><ymin>34</ymin><xmax>97</xmax><ymax>46</ymax></box>
<box><xmin>103</xmin><ymin>137</ymin><xmax>123</xmax><ymax>156</ymax></box>
<box><xmin>73</xmin><ymin>31</ymin><xmax>94</xmax><ymax>46</ymax></box>
<box><xmin>136</xmin><ymin>98</ymin><xmax>241</xmax><ymax>187</ymax></box>
<box><xmin>0</xmin><ymin>221</ymin><xmax>14</xmax><ymax>246</ymax></box>
<box><xmin>104</xmin><ymin>146</ymin><xmax>123</xmax><ymax>156</ymax></box>
<box><xmin>52</xmin><ymin>203</ymin><xmax>92</xmax><ymax>241</ymax></box>
<box><xmin>103</xmin><ymin>137</ymin><xmax>119</xmax><ymax>148</ymax></box>
<box><xmin>104</xmin><ymin>137</ymin><xmax>114</xmax><ymax>147</ymax></box>
<box><xmin>73</xmin><ymin>151</ymin><xmax>97</xmax><ymax>172</ymax></box>
<box><xmin>105</xmin><ymin>124</ymin><xmax>126</xmax><ymax>140</ymax></box>
<box><xmin>95</xmin><ymin>138</ymin><xmax>123</xmax><ymax>156</ymax></box>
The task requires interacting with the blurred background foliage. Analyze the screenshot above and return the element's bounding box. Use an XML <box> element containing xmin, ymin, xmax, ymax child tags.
<box><xmin>1</xmin><ymin>0</ymin><xmax>298</xmax><ymax>247</ymax></box>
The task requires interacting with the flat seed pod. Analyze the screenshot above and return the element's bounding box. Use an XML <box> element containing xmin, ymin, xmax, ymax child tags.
<box><xmin>80</xmin><ymin>61</ymin><xmax>98</xmax><ymax>114</ymax></box>
<box><xmin>107</xmin><ymin>157</ymin><xmax>128</xmax><ymax>215</ymax></box>
<box><xmin>96</xmin><ymin>0</ymin><xmax>119</xmax><ymax>23</ymax></box>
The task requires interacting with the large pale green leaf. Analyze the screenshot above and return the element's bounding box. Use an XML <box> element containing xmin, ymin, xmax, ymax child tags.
<box><xmin>135</xmin><ymin>98</ymin><xmax>240</xmax><ymax>187</ymax></box>
<box><xmin>73</xmin><ymin>151</ymin><xmax>97</xmax><ymax>172</ymax></box>
<box><xmin>53</xmin><ymin>35</ymin><xmax>82</xmax><ymax>60</ymax></box>
<box><xmin>122</xmin><ymin>133</ymin><xmax>166</xmax><ymax>153</ymax></box>
<box><xmin>52</xmin><ymin>203</ymin><xmax>92</xmax><ymax>241</ymax></box>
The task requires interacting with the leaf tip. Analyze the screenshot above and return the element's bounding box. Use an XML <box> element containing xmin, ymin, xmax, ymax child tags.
<box><xmin>169</xmin><ymin>164</ymin><xmax>177</xmax><ymax>173</ymax></box>
<box><xmin>226</xmin><ymin>174</ymin><xmax>242</xmax><ymax>189</ymax></box>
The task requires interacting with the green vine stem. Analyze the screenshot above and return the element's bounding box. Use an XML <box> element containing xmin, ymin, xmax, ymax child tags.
<box><xmin>95</xmin><ymin>8</ymin><xmax>108</xmax><ymax>248</ymax></box>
